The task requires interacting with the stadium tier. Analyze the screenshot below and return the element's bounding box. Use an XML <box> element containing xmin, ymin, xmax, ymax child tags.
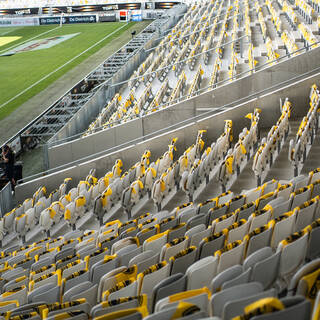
<box><xmin>0</xmin><ymin>80</ymin><xmax>319</xmax><ymax>318</ymax></box>
<box><xmin>1</xmin><ymin>0</ymin><xmax>320</xmax><ymax>318</ymax></box>
<box><xmin>82</xmin><ymin>0</ymin><xmax>320</xmax><ymax>137</ymax></box>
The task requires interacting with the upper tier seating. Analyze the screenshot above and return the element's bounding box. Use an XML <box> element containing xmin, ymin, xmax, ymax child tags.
<box><xmin>83</xmin><ymin>0</ymin><xmax>320</xmax><ymax>137</ymax></box>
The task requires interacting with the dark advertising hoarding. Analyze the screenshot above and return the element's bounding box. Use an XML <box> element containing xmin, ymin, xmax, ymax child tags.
<box><xmin>99</xmin><ymin>13</ymin><xmax>117</xmax><ymax>22</ymax></box>
<box><xmin>39</xmin><ymin>14</ymin><xmax>96</xmax><ymax>25</ymax></box>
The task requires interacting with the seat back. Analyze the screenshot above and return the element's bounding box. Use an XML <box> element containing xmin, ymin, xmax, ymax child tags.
<box><xmin>210</xmin><ymin>265</ymin><xmax>243</xmax><ymax>293</ymax></box>
<box><xmin>271</xmin><ymin>212</ymin><xmax>296</xmax><ymax>249</ymax></box>
<box><xmin>306</xmin><ymin>219</ymin><xmax>320</xmax><ymax>261</ymax></box>
<box><xmin>210</xmin><ymin>282</ymin><xmax>263</xmax><ymax>317</ymax></box>
<box><xmin>199</xmin><ymin>232</ymin><xmax>226</xmax><ymax>260</ymax></box>
<box><xmin>216</xmin><ymin>240</ymin><xmax>246</xmax><ymax>274</ymax></box>
<box><xmin>152</xmin><ymin>273</ymin><xmax>187</xmax><ymax>312</ymax></box>
<box><xmin>236</xmin><ymin>296</ymin><xmax>311</xmax><ymax>320</ymax></box>
<box><xmin>169</xmin><ymin>246</ymin><xmax>198</xmax><ymax>275</ymax></box>
<box><xmin>90</xmin><ymin>295</ymin><xmax>147</xmax><ymax>318</ymax></box>
<box><xmin>90</xmin><ymin>255</ymin><xmax>119</xmax><ymax>285</ymax></box>
<box><xmin>155</xmin><ymin>287</ymin><xmax>210</xmax><ymax>314</ymax></box>
<box><xmin>138</xmin><ymin>262</ymin><xmax>170</xmax><ymax>310</ymax></box>
<box><xmin>278</xmin><ymin>231</ymin><xmax>309</xmax><ymax>283</ymax></box>
<box><xmin>245</xmin><ymin>223</ymin><xmax>273</xmax><ymax>257</ymax></box>
<box><xmin>160</xmin><ymin>237</ymin><xmax>189</xmax><ymax>262</ymax></box>
<box><xmin>186</xmin><ymin>256</ymin><xmax>218</xmax><ymax>291</ymax></box>
<box><xmin>129</xmin><ymin>251</ymin><xmax>160</xmax><ymax>275</ymax></box>
<box><xmin>293</xmin><ymin>198</ymin><xmax>318</xmax><ymax>232</ymax></box>
<box><xmin>223</xmin><ymin>288</ymin><xmax>276</xmax><ymax>320</ymax></box>
<box><xmin>143</xmin><ymin>232</ymin><xmax>168</xmax><ymax>254</ymax></box>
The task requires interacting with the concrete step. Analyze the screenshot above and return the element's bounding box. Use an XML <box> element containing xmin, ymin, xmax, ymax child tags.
<box><xmin>264</xmin><ymin>120</ymin><xmax>301</xmax><ymax>182</ymax></box>
<box><xmin>301</xmin><ymin>133</ymin><xmax>320</xmax><ymax>175</ymax></box>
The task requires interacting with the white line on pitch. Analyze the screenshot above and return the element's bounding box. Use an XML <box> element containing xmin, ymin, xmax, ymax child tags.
<box><xmin>0</xmin><ymin>24</ymin><xmax>127</xmax><ymax>111</ymax></box>
<box><xmin>0</xmin><ymin>25</ymin><xmax>60</xmax><ymax>54</ymax></box>
<box><xmin>0</xmin><ymin>28</ymin><xmax>22</xmax><ymax>36</ymax></box>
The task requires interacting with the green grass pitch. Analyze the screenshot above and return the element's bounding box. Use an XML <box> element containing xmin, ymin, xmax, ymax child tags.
<box><xmin>0</xmin><ymin>22</ymin><xmax>136</xmax><ymax>121</ymax></box>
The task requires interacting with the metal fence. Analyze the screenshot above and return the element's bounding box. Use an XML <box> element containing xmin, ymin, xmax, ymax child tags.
<box><xmin>0</xmin><ymin>183</ymin><xmax>13</xmax><ymax>216</ymax></box>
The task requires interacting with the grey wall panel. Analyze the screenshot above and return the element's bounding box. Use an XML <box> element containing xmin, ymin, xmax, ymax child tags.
<box><xmin>142</xmin><ymin>100</ymin><xmax>196</xmax><ymax>135</ymax></box>
<box><xmin>114</xmin><ymin>118</ymin><xmax>143</xmax><ymax>146</ymax></box>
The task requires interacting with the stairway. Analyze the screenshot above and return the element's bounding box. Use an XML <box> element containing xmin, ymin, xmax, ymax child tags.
<box><xmin>301</xmin><ymin>133</ymin><xmax>320</xmax><ymax>174</ymax></box>
<box><xmin>264</xmin><ymin>119</ymin><xmax>301</xmax><ymax>182</ymax></box>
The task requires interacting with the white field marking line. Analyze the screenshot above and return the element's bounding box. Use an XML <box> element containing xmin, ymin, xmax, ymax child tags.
<box><xmin>0</xmin><ymin>28</ymin><xmax>21</xmax><ymax>36</ymax></box>
<box><xmin>0</xmin><ymin>24</ymin><xmax>127</xmax><ymax>111</ymax></box>
<box><xmin>0</xmin><ymin>25</ymin><xmax>60</xmax><ymax>54</ymax></box>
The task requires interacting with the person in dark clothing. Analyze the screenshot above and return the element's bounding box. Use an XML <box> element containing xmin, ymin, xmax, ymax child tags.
<box><xmin>1</xmin><ymin>145</ymin><xmax>15</xmax><ymax>187</ymax></box>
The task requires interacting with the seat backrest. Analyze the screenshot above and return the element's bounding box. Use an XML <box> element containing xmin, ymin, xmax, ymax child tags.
<box><xmin>245</xmin><ymin>296</ymin><xmax>311</xmax><ymax>320</ymax></box>
<box><xmin>228</xmin><ymin>195</ymin><xmax>246</xmax><ymax>213</ymax></box>
<box><xmin>63</xmin><ymin>281</ymin><xmax>98</xmax><ymax>308</ymax></box>
<box><xmin>98</xmin><ymin>266</ymin><xmax>128</xmax><ymax>300</ymax></box>
<box><xmin>169</xmin><ymin>246</ymin><xmax>198</xmax><ymax>275</ymax></box>
<box><xmin>160</xmin><ymin>237</ymin><xmax>189</xmax><ymax>262</ymax></box>
<box><xmin>222</xmin><ymin>267</ymin><xmax>252</xmax><ymax>290</ymax></box>
<box><xmin>91</xmin><ymin>255</ymin><xmax>119</xmax><ymax>285</ymax></box>
<box><xmin>155</xmin><ymin>287</ymin><xmax>210</xmax><ymax>313</ymax></box>
<box><xmin>243</xmin><ymin>247</ymin><xmax>273</xmax><ymax>271</ymax></box>
<box><xmin>267</xmin><ymin>197</ymin><xmax>290</xmax><ymax>219</ymax></box>
<box><xmin>185</xmin><ymin>224</ymin><xmax>206</xmax><ymax>241</ymax></box>
<box><xmin>306</xmin><ymin>220</ymin><xmax>320</xmax><ymax>261</ymax></box>
<box><xmin>212</xmin><ymin>213</ymin><xmax>236</xmax><ymax>234</ymax></box>
<box><xmin>28</xmin><ymin>284</ymin><xmax>61</xmax><ymax>304</ymax></box>
<box><xmin>208</xmin><ymin>203</ymin><xmax>229</xmax><ymax>224</ymax></box>
<box><xmin>129</xmin><ymin>251</ymin><xmax>160</xmax><ymax>275</ymax></box>
<box><xmin>143</xmin><ymin>232</ymin><xmax>168</xmax><ymax>254</ymax></box>
<box><xmin>271</xmin><ymin>212</ymin><xmax>296</xmax><ymax>249</ymax></box>
<box><xmin>235</xmin><ymin>202</ymin><xmax>256</xmax><ymax>222</ymax></box>
<box><xmin>186</xmin><ymin>214</ymin><xmax>208</xmax><ymax>230</ymax></box>
<box><xmin>91</xmin><ymin>295</ymin><xmax>147</xmax><ymax>318</ymax></box>
<box><xmin>216</xmin><ymin>240</ymin><xmax>246</xmax><ymax>274</ymax></box>
<box><xmin>0</xmin><ymin>285</ymin><xmax>27</xmax><ymax>306</ymax></box>
<box><xmin>291</xmin><ymin>186</ymin><xmax>312</xmax><ymax>209</ymax></box>
<box><xmin>245</xmin><ymin>223</ymin><xmax>273</xmax><ymax>257</ymax></box>
<box><xmin>210</xmin><ymin>282</ymin><xmax>263</xmax><ymax>317</ymax></box>
<box><xmin>137</xmin><ymin>227</ymin><xmax>158</xmax><ymax>245</ymax></box>
<box><xmin>111</xmin><ymin>238</ymin><xmax>138</xmax><ymax>255</ymax></box>
<box><xmin>287</xmin><ymin>258</ymin><xmax>320</xmax><ymax>295</ymax></box>
<box><xmin>277</xmin><ymin>232</ymin><xmax>309</xmax><ymax>281</ymax></box>
<box><xmin>293</xmin><ymin>198</ymin><xmax>318</xmax><ymax>232</ymax></box>
<box><xmin>167</xmin><ymin>223</ymin><xmax>187</xmax><ymax>242</ymax></box>
<box><xmin>199</xmin><ymin>232</ymin><xmax>226</xmax><ymax>260</ymax></box>
<box><xmin>210</xmin><ymin>265</ymin><xmax>243</xmax><ymax>293</ymax></box>
<box><xmin>177</xmin><ymin>206</ymin><xmax>197</xmax><ymax>224</ymax></box>
<box><xmin>227</xmin><ymin>220</ymin><xmax>250</xmax><ymax>244</ymax></box>
<box><xmin>186</xmin><ymin>256</ymin><xmax>218</xmax><ymax>291</ymax></box>
<box><xmin>138</xmin><ymin>262</ymin><xmax>170</xmax><ymax>296</ymax></box>
<box><xmin>152</xmin><ymin>273</ymin><xmax>187</xmax><ymax>312</ymax></box>
<box><xmin>248</xmin><ymin>208</ymin><xmax>272</xmax><ymax>233</ymax></box>
<box><xmin>251</xmin><ymin>246</ymin><xmax>281</xmax><ymax>290</ymax></box>
<box><xmin>42</xmin><ymin>299</ymin><xmax>90</xmax><ymax>318</ymax></box>
<box><xmin>291</xmin><ymin>175</ymin><xmax>309</xmax><ymax>191</ymax></box>
<box><xmin>223</xmin><ymin>288</ymin><xmax>276</xmax><ymax>320</ymax></box>
<box><xmin>189</xmin><ymin>226</ymin><xmax>212</xmax><ymax>248</ymax></box>
<box><xmin>118</xmin><ymin>246</ymin><xmax>143</xmax><ymax>267</ymax></box>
